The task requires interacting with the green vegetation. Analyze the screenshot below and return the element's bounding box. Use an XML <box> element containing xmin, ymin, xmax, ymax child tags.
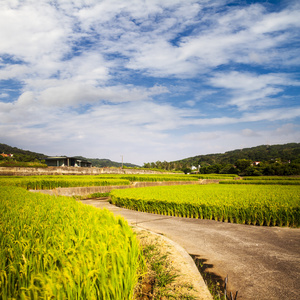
<box><xmin>110</xmin><ymin>184</ymin><xmax>300</xmax><ymax>227</ymax></box>
<box><xmin>220</xmin><ymin>180</ymin><xmax>300</xmax><ymax>185</ymax></box>
<box><xmin>243</xmin><ymin>176</ymin><xmax>300</xmax><ymax>181</ymax></box>
<box><xmin>172</xmin><ymin>143</ymin><xmax>300</xmax><ymax>166</ymax></box>
<box><xmin>191</xmin><ymin>174</ymin><xmax>238</xmax><ymax>179</ymax></box>
<box><xmin>0</xmin><ymin>186</ymin><xmax>144</xmax><ymax>299</ymax></box>
<box><xmin>0</xmin><ymin>176</ymin><xmax>130</xmax><ymax>189</ymax></box>
<box><xmin>0</xmin><ymin>174</ymin><xmax>203</xmax><ymax>190</ymax></box>
<box><xmin>143</xmin><ymin>143</ymin><xmax>300</xmax><ymax>175</ymax></box>
<box><xmin>106</xmin><ymin>174</ymin><xmax>198</xmax><ymax>182</ymax></box>
<box><xmin>0</xmin><ymin>160</ymin><xmax>48</xmax><ymax>168</ymax></box>
<box><xmin>220</xmin><ymin>176</ymin><xmax>300</xmax><ymax>185</ymax></box>
<box><xmin>0</xmin><ymin>143</ymin><xmax>141</xmax><ymax>168</ymax></box>
<box><xmin>87</xmin><ymin>158</ymin><xmax>140</xmax><ymax>168</ymax></box>
<box><xmin>135</xmin><ymin>230</ymin><xmax>198</xmax><ymax>300</ymax></box>
<box><xmin>0</xmin><ymin>143</ymin><xmax>46</xmax><ymax>162</ymax></box>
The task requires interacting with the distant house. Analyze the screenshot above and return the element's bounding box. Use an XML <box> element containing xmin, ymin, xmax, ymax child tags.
<box><xmin>1</xmin><ymin>153</ymin><xmax>13</xmax><ymax>158</ymax></box>
<box><xmin>252</xmin><ymin>161</ymin><xmax>261</xmax><ymax>166</ymax></box>
<box><xmin>191</xmin><ymin>165</ymin><xmax>200</xmax><ymax>174</ymax></box>
<box><xmin>45</xmin><ymin>156</ymin><xmax>92</xmax><ymax>167</ymax></box>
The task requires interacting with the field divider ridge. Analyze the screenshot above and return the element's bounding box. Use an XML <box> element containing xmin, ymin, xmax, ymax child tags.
<box><xmin>29</xmin><ymin>179</ymin><xmax>220</xmax><ymax>196</ymax></box>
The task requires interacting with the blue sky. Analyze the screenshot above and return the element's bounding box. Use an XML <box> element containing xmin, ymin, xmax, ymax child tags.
<box><xmin>0</xmin><ymin>0</ymin><xmax>299</xmax><ymax>165</ymax></box>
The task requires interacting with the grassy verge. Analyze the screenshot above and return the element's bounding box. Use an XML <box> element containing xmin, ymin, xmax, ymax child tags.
<box><xmin>75</xmin><ymin>192</ymin><xmax>111</xmax><ymax>200</ymax></box>
<box><xmin>0</xmin><ymin>161</ymin><xmax>47</xmax><ymax>167</ymax></box>
<box><xmin>134</xmin><ymin>229</ymin><xmax>200</xmax><ymax>300</ymax></box>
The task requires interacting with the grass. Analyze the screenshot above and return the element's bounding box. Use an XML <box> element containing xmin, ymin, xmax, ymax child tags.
<box><xmin>134</xmin><ymin>230</ymin><xmax>199</xmax><ymax>300</ymax></box>
<box><xmin>0</xmin><ymin>161</ymin><xmax>48</xmax><ymax>168</ymax></box>
<box><xmin>75</xmin><ymin>192</ymin><xmax>111</xmax><ymax>200</ymax></box>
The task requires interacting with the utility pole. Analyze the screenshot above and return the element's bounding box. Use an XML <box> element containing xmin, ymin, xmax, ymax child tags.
<box><xmin>121</xmin><ymin>155</ymin><xmax>123</xmax><ymax>168</ymax></box>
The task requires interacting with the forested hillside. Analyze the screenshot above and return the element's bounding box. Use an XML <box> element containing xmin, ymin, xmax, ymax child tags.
<box><xmin>0</xmin><ymin>143</ymin><xmax>139</xmax><ymax>168</ymax></box>
<box><xmin>143</xmin><ymin>143</ymin><xmax>300</xmax><ymax>176</ymax></box>
<box><xmin>0</xmin><ymin>143</ymin><xmax>47</xmax><ymax>162</ymax></box>
<box><xmin>76</xmin><ymin>157</ymin><xmax>139</xmax><ymax>168</ymax></box>
<box><xmin>175</xmin><ymin>143</ymin><xmax>300</xmax><ymax>166</ymax></box>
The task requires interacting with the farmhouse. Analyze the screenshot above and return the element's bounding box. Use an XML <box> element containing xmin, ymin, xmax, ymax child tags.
<box><xmin>45</xmin><ymin>156</ymin><xmax>92</xmax><ymax>167</ymax></box>
<box><xmin>1</xmin><ymin>153</ymin><xmax>13</xmax><ymax>158</ymax></box>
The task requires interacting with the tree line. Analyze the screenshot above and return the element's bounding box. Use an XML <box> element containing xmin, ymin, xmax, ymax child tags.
<box><xmin>143</xmin><ymin>143</ymin><xmax>300</xmax><ymax>176</ymax></box>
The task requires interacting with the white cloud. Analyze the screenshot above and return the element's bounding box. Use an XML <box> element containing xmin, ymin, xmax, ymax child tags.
<box><xmin>0</xmin><ymin>0</ymin><xmax>299</xmax><ymax>164</ymax></box>
<box><xmin>241</xmin><ymin>129</ymin><xmax>260</xmax><ymax>137</ymax></box>
<box><xmin>274</xmin><ymin>123</ymin><xmax>299</xmax><ymax>136</ymax></box>
<box><xmin>209</xmin><ymin>71</ymin><xmax>300</xmax><ymax>110</ymax></box>
<box><xmin>179</xmin><ymin>124</ymin><xmax>300</xmax><ymax>161</ymax></box>
<box><xmin>250</xmin><ymin>8</ymin><xmax>300</xmax><ymax>34</ymax></box>
<box><xmin>0</xmin><ymin>93</ymin><xmax>9</xmax><ymax>98</ymax></box>
<box><xmin>0</xmin><ymin>64</ymin><xmax>30</xmax><ymax>80</ymax></box>
<box><xmin>36</xmin><ymin>83</ymin><xmax>169</xmax><ymax>107</ymax></box>
<box><xmin>0</xmin><ymin>1</ymin><xmax>73</xmax><ymax>62</ymax></box>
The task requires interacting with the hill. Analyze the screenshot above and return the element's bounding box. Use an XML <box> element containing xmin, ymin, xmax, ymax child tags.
<box><xmin>173</xmin><ymin>143</ymin><xmax>300</xmax><ymax>167</ymax></box>
<box><xmin>143</xmin><ymin>143</ymin><xmax>300</xmax><ymax>175</ymax></box>
<box><xmin>0</xmin><ymin>143</ymin><xmax>47</xmax><ymax>162</ymax></box>
<box><xmin>75</xmin><ymin>157</ymin><xmax>139</xmax><ymax>168</ymax></box>
<box><xmin>0</xmin><ymin>143</ymin><xmax>139</xmax><ymax>168</ymax></box>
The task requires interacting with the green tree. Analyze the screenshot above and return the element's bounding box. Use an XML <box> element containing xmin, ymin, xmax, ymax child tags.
<box><xmin>235</xmin><ymin>159</ymin><xmax>252</xmax><ymax>172</ymax></box>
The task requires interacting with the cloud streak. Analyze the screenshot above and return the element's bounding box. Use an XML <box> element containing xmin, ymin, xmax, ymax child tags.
<box><xmin>0</xmin><ymin>0</ymin><xmax>299</xmax><ymax>165</ymax></box>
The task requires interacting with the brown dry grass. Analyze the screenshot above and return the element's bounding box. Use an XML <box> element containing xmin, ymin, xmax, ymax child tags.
<box><xmin>134</xmin><ymin>228</ymin><xmax>203</xmax><ymax>300</ymax></box>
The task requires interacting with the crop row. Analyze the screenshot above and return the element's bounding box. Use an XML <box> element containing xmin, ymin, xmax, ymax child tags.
<box><xmin>219</xmin><ymin>180</ymin><xmax>300</xmax><ymax>185</ymax></box>
<box><xmin>96</xmin><ymin>174</ymin><xmax>200</xmax><ymax>182</ymax></box>
<box><xmin>242</xmin><ymin>176</ymin><xmax>300</xmax><ymax>181</ymax></box>
<box><xmin>0</xmin><ymin>174</ymin><xmax>205</xmax><ymax>190</ymax></box>
<box><xmin>0</xmin><ymin>186</ymin><xmax>144</xmax><ymax>299</ymax></box>
<box><xmin>191</xmin><ymin>174</ymin><xmax>239</xmax><ymax>179</ymax></box>
<box><xmin>0</xmin><ymin>177</ymin><xmax>130</xmax><ymax>190</ymax></box>
<box><xmin>110</xmin><ymin>184</ymin><xmax>300</xmax><ymax>227</ymax></box>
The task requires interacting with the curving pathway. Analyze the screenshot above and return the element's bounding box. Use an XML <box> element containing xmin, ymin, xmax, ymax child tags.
<box><xmin>82</xmin><ymin>199</ymin><xmax>300</xmax><ymax>300</ymax></box>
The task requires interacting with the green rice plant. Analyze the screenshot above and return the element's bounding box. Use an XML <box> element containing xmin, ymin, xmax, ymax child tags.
<box><xmin>0</xmin><ymin>176</ymin><xmax>130</xmax><ymax>189</ymax></box>
<box><xmin>220</xmin><ymin>179</ymin><xmax>300</xmax><ymax>185</ymax></box>
<box><xmin>110</xmin><ymin>184</ymin><xmax>300</xmax><ymax>227</ymax></box>
<box><xmin>0</xmin><ymin>186</ymin><xmax>145</xmax><ymax>299</ymax></box>
<box><xmin>118</xmin><ymin>174</ymin><xmax>199</xmax><ymax>182</ymax></box>
<box><xmin>191</xmin><ymin>174</ymin><xmax>239</xmax><ymax>179</ymax></box>
<box><xmin>243</xmin><ymin>176</ymin><xmax>300</xmax><ymax>181</ymax></box>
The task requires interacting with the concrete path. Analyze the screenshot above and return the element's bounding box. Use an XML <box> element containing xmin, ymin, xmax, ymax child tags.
<box><xmin>82</xmin><ymin>199</ymin><xmax>300</xmax><ymax>300</ymax></box>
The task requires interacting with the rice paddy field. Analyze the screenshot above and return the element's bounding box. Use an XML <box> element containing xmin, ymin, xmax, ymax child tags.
<box><xmin>0</xmin><ymin>185</ymin><xmax>144</xmax><ymax>299</ymax></box>
<box><xmin>0</xmin><ymin>173</ymin><xmax>222</xmax><ymax>190</ymax></box>
<box><xmin>220</xmin><ymin>176</ymin><xmax>300</xmax><ymax>185</ymax></box>
<box><xmin>0</xmin><ymin>176</ymin><xmax>131</xmax><ymax>190</ymax></box>
<box><xmin>110</xmin><ymin>181</ymin><xmax>300</xmax><ymax>227</ymax></box>
<box><xmin>0</xmin><ymin>173</ymin><xmax>238</xmax><ymax>190</ymax></box>
<box><xmin>1</xmin><ymin>172</ymin><xmax>299</xmax><ymax>298</ymax></box>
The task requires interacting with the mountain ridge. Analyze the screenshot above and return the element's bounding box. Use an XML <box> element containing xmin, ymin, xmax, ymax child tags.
<box><xmin>1</xmin><ymin>142</ymin><xmax>300</xmax><ymax>169</ymax></box>
<box><xmin>0</xmin><ymin>143</ymin><xmax>139</xmax><ymax>168</ymax></box>
<box><xmin>173</xmin><ymin>143</ymin><xmax>300</xmax><ymax>167</ymax></box>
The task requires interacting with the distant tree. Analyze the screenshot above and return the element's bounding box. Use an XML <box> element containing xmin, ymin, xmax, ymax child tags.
<box><xmin>244</xmin><ymin>166</ymin><xmax>262</xmax><ymax>176</ymax></box>
<box><xmin>219</xmin><ymin>164</ymin><xmax>238</xmax><ymax>174</ymax></box>
<box><xmin>235</xmin><ymin>159</ymin><xmax>252</xmax><ymax>172</ymax></box>
<box><xmin>182</xmin><ymin>167</ymin><xmax>191</xmax><ymax>174</ymax></box>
